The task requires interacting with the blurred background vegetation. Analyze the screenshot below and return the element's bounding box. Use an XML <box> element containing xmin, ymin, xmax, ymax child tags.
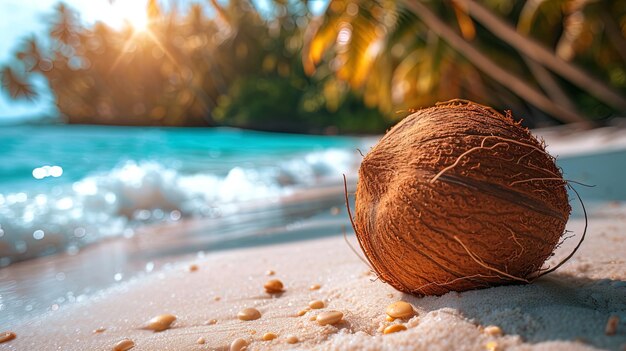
<box><xmin>1</xmin><ymin>0</ymin><xmax>625</xmax><ymax>134</ymax></box>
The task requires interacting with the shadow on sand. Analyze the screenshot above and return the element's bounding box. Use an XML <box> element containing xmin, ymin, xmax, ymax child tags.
<box><xmin>402</xmin><ymin>273</ymin><xmax>626</xmax><ymax>350</ymax></box>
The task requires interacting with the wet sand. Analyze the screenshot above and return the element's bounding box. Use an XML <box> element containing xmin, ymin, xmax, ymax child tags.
<box><xmin>0</xmin><ymin>182</ymin><xmax>355</xmax><ymax>326</ymax></box>
<box><xmin>3</xmin><ymin>206</ymin><xmax>625</xmax><ymax>350</ymax></box>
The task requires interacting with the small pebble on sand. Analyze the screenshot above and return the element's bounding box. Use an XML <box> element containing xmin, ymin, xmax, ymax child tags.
<box><xmin>316</xmin><ymin>311</ymin><xmax>343</xmax><ymax>326</ymax></box>
<box><xmin>484</xmin><ymin>325</ymin><xmax>503</xmax><ymax>336</ymax></box>
<box><xmin>385</xmin><ymin>301</ymin><xmax>414</xmax><ymax>319</ymax></box>
<box><xmin>606</xmin><ymin>315</ymin><xmax>619</xmax><ymax>336</ymax></box>
<box><xmin>264</xmin><ymin>279</ymin><xmax>284</xmax><ymax>294</ymax></box>
<box><xmin>0</xmin><ymin>332</ymin><xmax>16</xmax><ymax>344</ymax></box>
<box><xmin>112</xmin><ymin>338</ymin><xmax>135</xmax><ymax>351</ymax></box>
<box><xmin>485</xmin><ymin>340</ymin><xmax>500</xmax><ymax>351</ymax></box>
<box><xmin>238</xmin><ymin>308</ymin><xmax>262</xmax><ymax>321</ymax></box>
<box><xmin>383</xmin><ymin>324</ymin><xmax>407</xmax><ymax>334</ymax></box>
<box><xmin>262</xmin><ymin>332</ymin><xmax>278</xmax><ymax>341</ymax></box>
<box><xmin>309</xmin><ymin>300</ymin><xmax>325</xmax><ymax>309</ymax></box>
<box><xmin>145</xmin><ymin>314</ymin><xmax>177</xmax><ymax>332</ymax></box>
<box><xmin>230</xmin><ymin>338</ymin><xmax>248</xmax><ymax>351</ymax></box>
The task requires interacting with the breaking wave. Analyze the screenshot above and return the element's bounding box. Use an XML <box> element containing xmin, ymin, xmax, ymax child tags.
<box><xmin>0</xmin><ymin>148</ymin><xmax>360</xmax><ymax>264</ymax></box>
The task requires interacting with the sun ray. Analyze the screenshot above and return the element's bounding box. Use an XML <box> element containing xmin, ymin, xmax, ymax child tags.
<box><xmin>144</xmin><ymin>29</ymin><xmax>180</xmax><ymax>71</ymax></box>
<box><xmin>103</xmin><ymin>1</ymin><xmax>213</xmax><ymax>115</ymax></box>
<box><xmin>108</xmin><ymin>28</ymin><xmax>145</xmax><ymax>73</ymax></box>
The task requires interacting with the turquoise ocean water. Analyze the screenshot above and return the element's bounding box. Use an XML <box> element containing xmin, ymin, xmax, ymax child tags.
<box><xmin>0</xmin><ymin>125</ymin><xmax>367</xmax><ymax>265</ymax></box>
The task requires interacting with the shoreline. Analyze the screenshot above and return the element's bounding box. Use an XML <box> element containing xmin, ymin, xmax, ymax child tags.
<box><xmin>0</xmin><ymin>180</ymin><xmax>358</xmax><ymax>327</ymax></box>
<box><xmin>3</xmin><ymin>207</ymin><xmax>625</xmax><ymax>350</ymax></box>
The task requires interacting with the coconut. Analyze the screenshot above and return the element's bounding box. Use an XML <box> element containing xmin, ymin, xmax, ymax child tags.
<box><xmin>352</xmin><ymin>100</ymin><xmax>571</xmax><ymax>296</ymax></box>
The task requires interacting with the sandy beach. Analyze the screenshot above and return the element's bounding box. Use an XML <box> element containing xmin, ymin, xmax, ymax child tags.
<box><xmin>3</xmin><ymin>203</ymin><xmax>625</xmax><ymax>351</ymax></box>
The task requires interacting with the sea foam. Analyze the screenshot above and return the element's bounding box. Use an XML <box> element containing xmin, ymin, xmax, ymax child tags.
<box><xmin>0</xmin><ymin>148</ymin><xmax>358</xmax><ymax>265</ymax></box>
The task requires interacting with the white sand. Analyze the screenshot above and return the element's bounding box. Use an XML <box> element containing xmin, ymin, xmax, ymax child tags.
<box><xmin>4</xmin><ymin>208</ymin><xmax>626</xmax><ymax>351</ymax></box>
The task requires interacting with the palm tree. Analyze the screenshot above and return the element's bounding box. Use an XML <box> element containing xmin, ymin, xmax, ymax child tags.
<box><xmin>303</xmin><ymin>0</ymin><xmax>626</xmax><ymax>126</ymax></box>
<box><xmin>0</xmin><ymin>0</ymin><xmax>388</xmax><ymax>133</ymax></box>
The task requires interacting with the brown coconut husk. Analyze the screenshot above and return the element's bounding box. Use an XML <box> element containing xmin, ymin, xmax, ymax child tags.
<box><xmin>352</xmin><ymin>100</ymin><xmax>573</xmax><ymax>296</ymax></box>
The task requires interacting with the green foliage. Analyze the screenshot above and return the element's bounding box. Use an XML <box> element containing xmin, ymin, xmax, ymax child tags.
<box><xmin>304</xmin><ymin>0</ymin><xmax>626</xmax><ymax>126</ymax></box>
<box><xmin>214</xmin><ymin>74</ymin><xmax>390</xmax><ymax>134</ymax></box>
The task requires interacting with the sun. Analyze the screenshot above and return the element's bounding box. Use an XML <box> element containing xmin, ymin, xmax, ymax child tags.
<box><xmin>96</xmin><ymin>0</ymin><xmax>150</xmax><ymax>31</ymax></box>
<box><xmin>116</xmin><ymin>0</ymin><xmax>150</xmax><ymax>31</ymax></box>
<box><xmin>127</xmin><ymin>14</ymin><xmax>149</xmax><ymax>32</ymax></box>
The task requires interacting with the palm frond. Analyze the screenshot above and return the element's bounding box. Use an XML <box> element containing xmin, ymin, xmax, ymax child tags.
<box><xmin>50</xmin><ymin>3</ymin><xmax>79</xmax><ymax>45</ymax></box>
<box><xmin>1</xmin><ymin>66</ymin><xmax>37</xmax><ymax>100</ymax></box>
<box><xmin>456</xmin><ymin>0</ymin><xmax>626</xmax><ymax>111</ymax></box>
<box><xmin>15</xmin><ymin>37</ymin><xmax>43</xmax><ymax>72</ymax></box>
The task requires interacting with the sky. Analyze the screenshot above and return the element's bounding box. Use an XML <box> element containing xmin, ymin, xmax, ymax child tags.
<box><xmin>0</xmin><ymin>0</ymin><xmax>329</xmax><ymax>123</ymax></box>
<box><xmin>0</xmin><ymin>0</ymin><xmax>60</xmax><ymax>122</ymax></box>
